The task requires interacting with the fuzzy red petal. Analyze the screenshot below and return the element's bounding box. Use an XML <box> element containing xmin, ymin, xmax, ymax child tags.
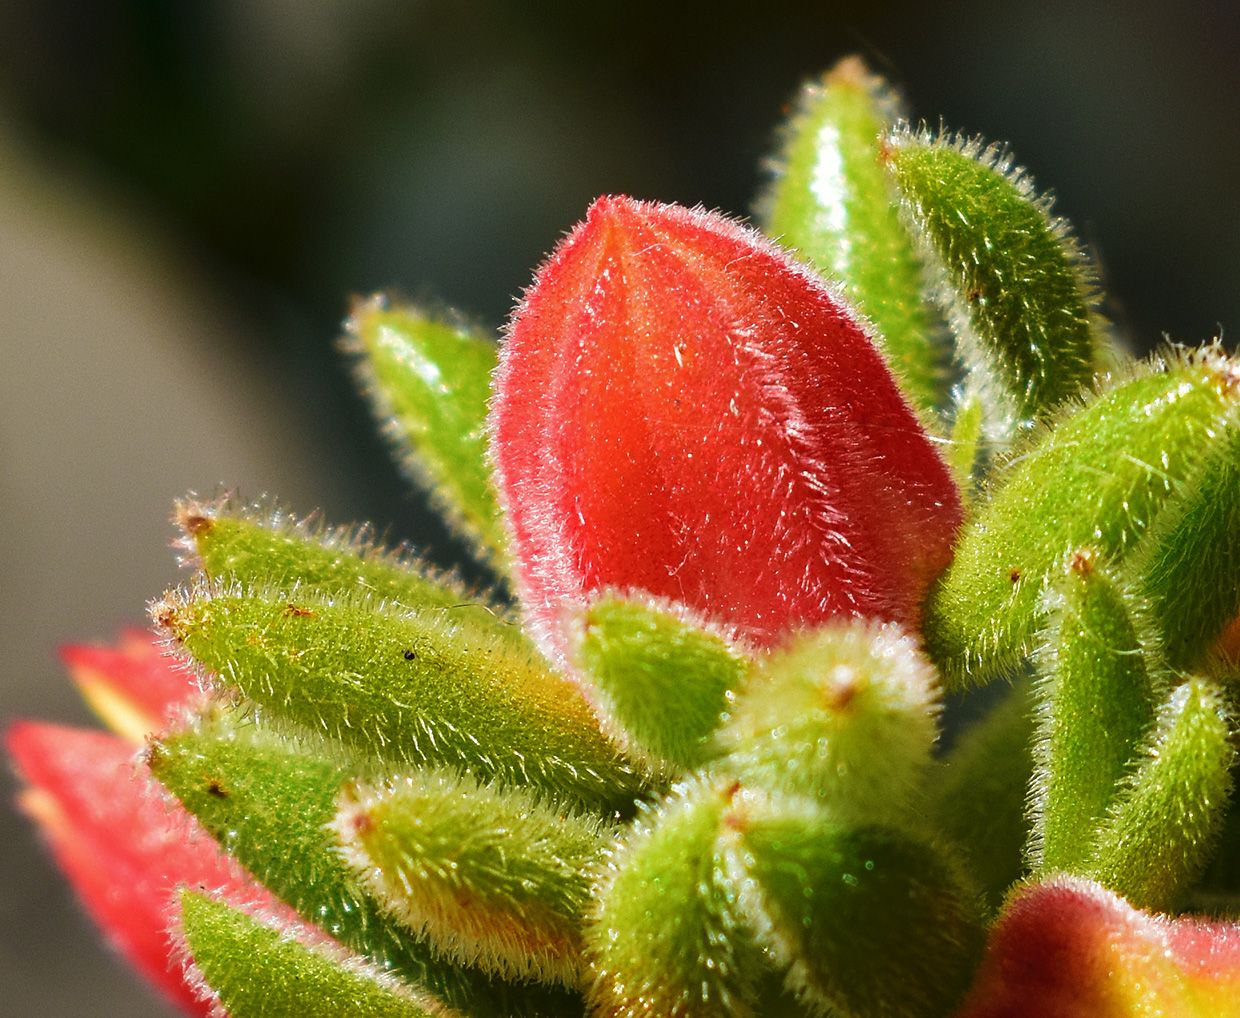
<box><xmin>492</xmin><ymin>196</ymin><xmax>961</xmax><ymax>662</ymax></box>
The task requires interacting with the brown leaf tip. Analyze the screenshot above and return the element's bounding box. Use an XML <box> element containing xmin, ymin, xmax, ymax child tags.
<box><xmin>150</xmin><ymin>599</ymin><xmax>182</xmax><ymax>635</ymax></box>
<box><xmin>719</xmin><ymin>779</ymin><xmax>749</xmax><ymax>832</ymax></box>
<box><xmin>175</xmin><ymin>500</ymin><xmax>216</xmax><ymax>538</ymax></box>
<box><xmin>824</xmin><ymin>54</ymin><xmax>870</xmax><ymax>90</ymax></box>
<box><xmin>1069</xmin><ymin>548</ymin><xmax>1096</xmax><ymax>577</ymax></box>
<box><xmin>142</xmin><ymin>740</ymin><xmax>165</xmax><ymax>769</ymax></box>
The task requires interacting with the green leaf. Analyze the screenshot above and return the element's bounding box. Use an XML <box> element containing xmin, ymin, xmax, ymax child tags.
<box><xmin>1186</xmin><ymin>758</ymin><xmax>1240</xmax><ymax>916</ymax></box>
<box><xmin>724</xmin><ymin>789</ymin><xmax>985</xmax><ymax>1018</ymax></box>
<box><xmin>176</xmin><ymin>496</ymin><xmax>524</xmax><ymax>649</ymax></box>
<box><xmin>945</xmin><ymin>389</ymin><xmax>986</xmax><ymax>496</ymax></box>
<box><xmin>1130</xmin><ymin>409</ymin><xmax>1240</xmax><ymax>670</ymax></box>
<box><xmin>760</xmin><ymin>56</ymin><xmax>949</xmax><ymax>417</ymax></box>
<box><xmin>346</xmin><ymin>297</ymin><xmax>508</xmax><ymax>566</ymax></box>
<box><xmin>150</xmin><ymin>707</ymin><xmax>577</xmax><ymax>1017</ymax></box>
<box><xmin>716</xmin><ymin>619</ymin><xmax>939</xmax><ymax>825</ymax></box>
<box><xmin>571</xmin><ymin>592</ymin><xmax>752</xmax><ymax>773</ymax></box>
<box><xmin>1083</xmin><ymin>676</ymin><xmax>1235</xmax><ymax>912</ymax></box>
<box><xmin>587</xmin><ymin>774</ymin><xmax>765</xmax><ymax>1018</ymax></box>
<box><xmin>925</xmin><ymin>682</ymin><xmax>1034</xmax><ymax>912</ymax></box>
<box><xmin>924</xmin><ymin>352</ymin><xmax>1239</xmax><ymax>687</ymax></box>
<box><xmin>153</xmin><ymin>584</ymin><xmax>647</xmax><ymax>811</ymax></box>
<box><xmin>334</xmin><ymin>769</ymin><xmax>610</xmax><ymax>987</ymax></box>
<box><xmin>178</xmin><ymin>890</ymin><xmax>456</xmax><ymax>1018</ymax></box>
<box><xmin>1029</xmin><ymin>550</ymin><xmax>1159</xmax><ymax>874</ymax></box>
<box><xmin>885</xmin><ymin>129</ymin><xmax>1105</xmax><ymax>436</ymax></box>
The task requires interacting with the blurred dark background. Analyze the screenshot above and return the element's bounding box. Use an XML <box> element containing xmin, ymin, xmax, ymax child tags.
<box><xmin>1</xmin><ymin>1</ymin><xmax>1237</xmax><ymax>1013</ymax></box>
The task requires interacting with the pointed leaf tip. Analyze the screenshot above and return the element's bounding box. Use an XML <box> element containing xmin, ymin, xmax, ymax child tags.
<box><xmin>886</xmin><ymin>129</ymin><xmax>1106</xmax><ymax>436</ymax></box>
<box><xmin>571</xmin><ymin>591</ymin><xmax>752</xmax><ymax>773</ymax></box>
<box><xmin>179</xmin><ymin>890</ymin><xmax>459</xmax><ymax>1018</ymax></box>
<box><xmin>154</xmin><ymin>584</ymin><xmax>647</xmax><ymax>810</ymax></box>
<box><xmin>925</xmin><ymin>352</ymin><xmax>1239</xmax><ymax>686</ymax></box>
<box><xmin>717</xmin><ymin>619</ymin><xmax>940</xmax><ymax>824</ymax></box>
<box><xmin>761</xmin><ymin>55</ymin><xmax>950</xmax><ymax>417</ymax></box>
<box><xmin>172</xmin><ymin>494</ymin><xmax>521</xmax><ymax>648</ymax></box>
<box><xmin>346</xmin><ymin>296</ymin><xmax>508</xmax><ymax>569</ymax></box>
<box><xmin>334</xmin><ymin>770</ymin><xmax>608</xmax><ymax>987</ymax></box>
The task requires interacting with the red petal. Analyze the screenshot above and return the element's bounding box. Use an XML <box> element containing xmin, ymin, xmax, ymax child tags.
<box><xmin>493</xmin><ymin>196</ymin><xmax>961</xmax><ymax>662</ymax></box>
<box><xmin>60</xmin><ymin>628</ymin><xmax>201</xmax><ymax>741</ymax></box>
<box><xmin>6</xmin><ymin>721</ymin><xmax>303</xmax><ymax>1015</ymax></box>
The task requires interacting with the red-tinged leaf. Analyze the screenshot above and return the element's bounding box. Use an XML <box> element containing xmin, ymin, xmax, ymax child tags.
<box><xmin>959</xmin><ymin>876</ymin><xmax>1240</xmax><ymax>1017</ymax></box>
<box><xmin>492</xmin><ymin>196</ymin><xmax>962</xmax><ymax>663</ymax></box>
<box><xmin>61</xmin><ymin>628</ymin><xmax>201</xmax><ymax>742</ymax></box>
<box><xmin>1215</xmin><ymin>612</ymin><xmax>1240</xmax><ymax>668</ymax></box>
<box><xmin>6</xmin><ymin>721</ymin><xmax>310</xmax><ymax>1015</ymax></box>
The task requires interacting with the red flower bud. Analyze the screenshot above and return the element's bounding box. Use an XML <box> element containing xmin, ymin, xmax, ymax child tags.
<box><xmin>959</xmin><ymin>876</ymin><xmax>1240</xmax><ymax>1017</ymax></box>
<box><xmin>492</xmin><ymin>196</ymin><xmax>962</xmax><ymax>662</ymax></box>
<box><xmin>6</xmin><ymin>722</ymin><xmax>306</xmax><ymax>1015</ymax></box>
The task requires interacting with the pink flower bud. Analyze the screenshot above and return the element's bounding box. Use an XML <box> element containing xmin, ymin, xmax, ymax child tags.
<box><xmin>492</xmin><ymin>196</ymin><xmax>962</xmax><ymax>663</ymax></box>
<box><xmin>6</xmin><ymin>722</ymin><xmax>307</xmax><ymax>1015</ymax></box>
<box><xmin>959</xmin><ymin>876</ymin><xmax>1240</xmax><ymax>1016</ymax></box>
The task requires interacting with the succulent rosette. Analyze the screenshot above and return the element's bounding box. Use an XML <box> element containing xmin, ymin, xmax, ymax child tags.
<box><xmin>8</xmin><ymin>56</ymin><xmax>1240</xmax><ymax>1018</ymax></box>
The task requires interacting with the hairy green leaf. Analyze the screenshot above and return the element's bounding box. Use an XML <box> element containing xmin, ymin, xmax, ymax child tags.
<box><xmin>179</xmin><ymin>891</ymin><xmax>456</xmax><ymax>1018</ymax></box>
<box><xmin>334</xmin><ymin>769</ymin><xmax>610</xmax><ymax>988</ymax></box>
<box><xmin>1187</xmin><ymin>758</ymin><xmax>1240</xmax><ymax>917</ymax></box>
<box><xmin>1130</xmin><ymin>413</ymin><xmax>1240</xmax><ymax>670</ymax></box>
<box><xmin>571</xmin><ymin>592</ymin><xmax>752</xmax><ymax>773</ymax></box>
<box><xmin>1084</xmin><ymin>677</ymin><xmax>1235</xmax><ymax>912</ymax></box>
<box><xmin>946</xmin><ymin>389</ymin><xmax>987</xmax><ymax>496</ymax></box>
<box><xmin>587</xmin><ymin>774</ymin><xmax>765</xmax><ymax>1018</ymax></box>
<box><xmin>717</xmin><ymin>619</ymin><xmax>939</xmax><ymax>825</ymax></box>
<box><xmin>761</xmin><ymin>56</ymin><xmax>948</xmax><ymax>416</ymax></box>
<box><xmin>346</xmin><ymin>297</ymin><xmax>507</xmax><ymax>564</ymax></box>
<box><xmin>924</xmin><ymin>352</ymin><xmax>1239</xmax><ymax>686</ymax></box>
<box><xmin>1030</xmin><ymin>550</ymin><xmax>1159</xmax><ymax>874</ymax></box>
<box><xmin>725</xmin><ymin>789</ymin><xmax>985</xmax><ymax>1018</ymax></box>
<box><xmin>926</xmin><ymin>682</ymin><xmax>1034</xmax><ymax>911</ymax></box>
<box><xmin>176</xmin><ymin>496</ymin><xmax>522</xmax><ymax>648</ymax></box>
<box><xmin>150</xmin><ymin>707</ymin><xmax>577</xmax><ymax>1017</ymax></box>
<box><xmin>153</xmin><ymin>584</ymin><xmax>647</xmax><ymax>810</ymax></box>
<box><xmin>886</xmin><ymin>129</ymin><xmax>1105</xmax><ymax>436</ymax></box>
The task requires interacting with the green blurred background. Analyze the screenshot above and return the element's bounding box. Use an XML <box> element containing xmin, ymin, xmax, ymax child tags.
<box><xmin>2</xmin><ymin>1</ymin><xmax>1237</xmax><ymax>1013</ymax></box>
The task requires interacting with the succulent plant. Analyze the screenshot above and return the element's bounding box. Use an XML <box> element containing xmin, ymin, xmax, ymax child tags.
<box><xmin>8</xmin><ymin>55</ymin><xmax>1240</xmax><ymax>1017</ymax></box>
